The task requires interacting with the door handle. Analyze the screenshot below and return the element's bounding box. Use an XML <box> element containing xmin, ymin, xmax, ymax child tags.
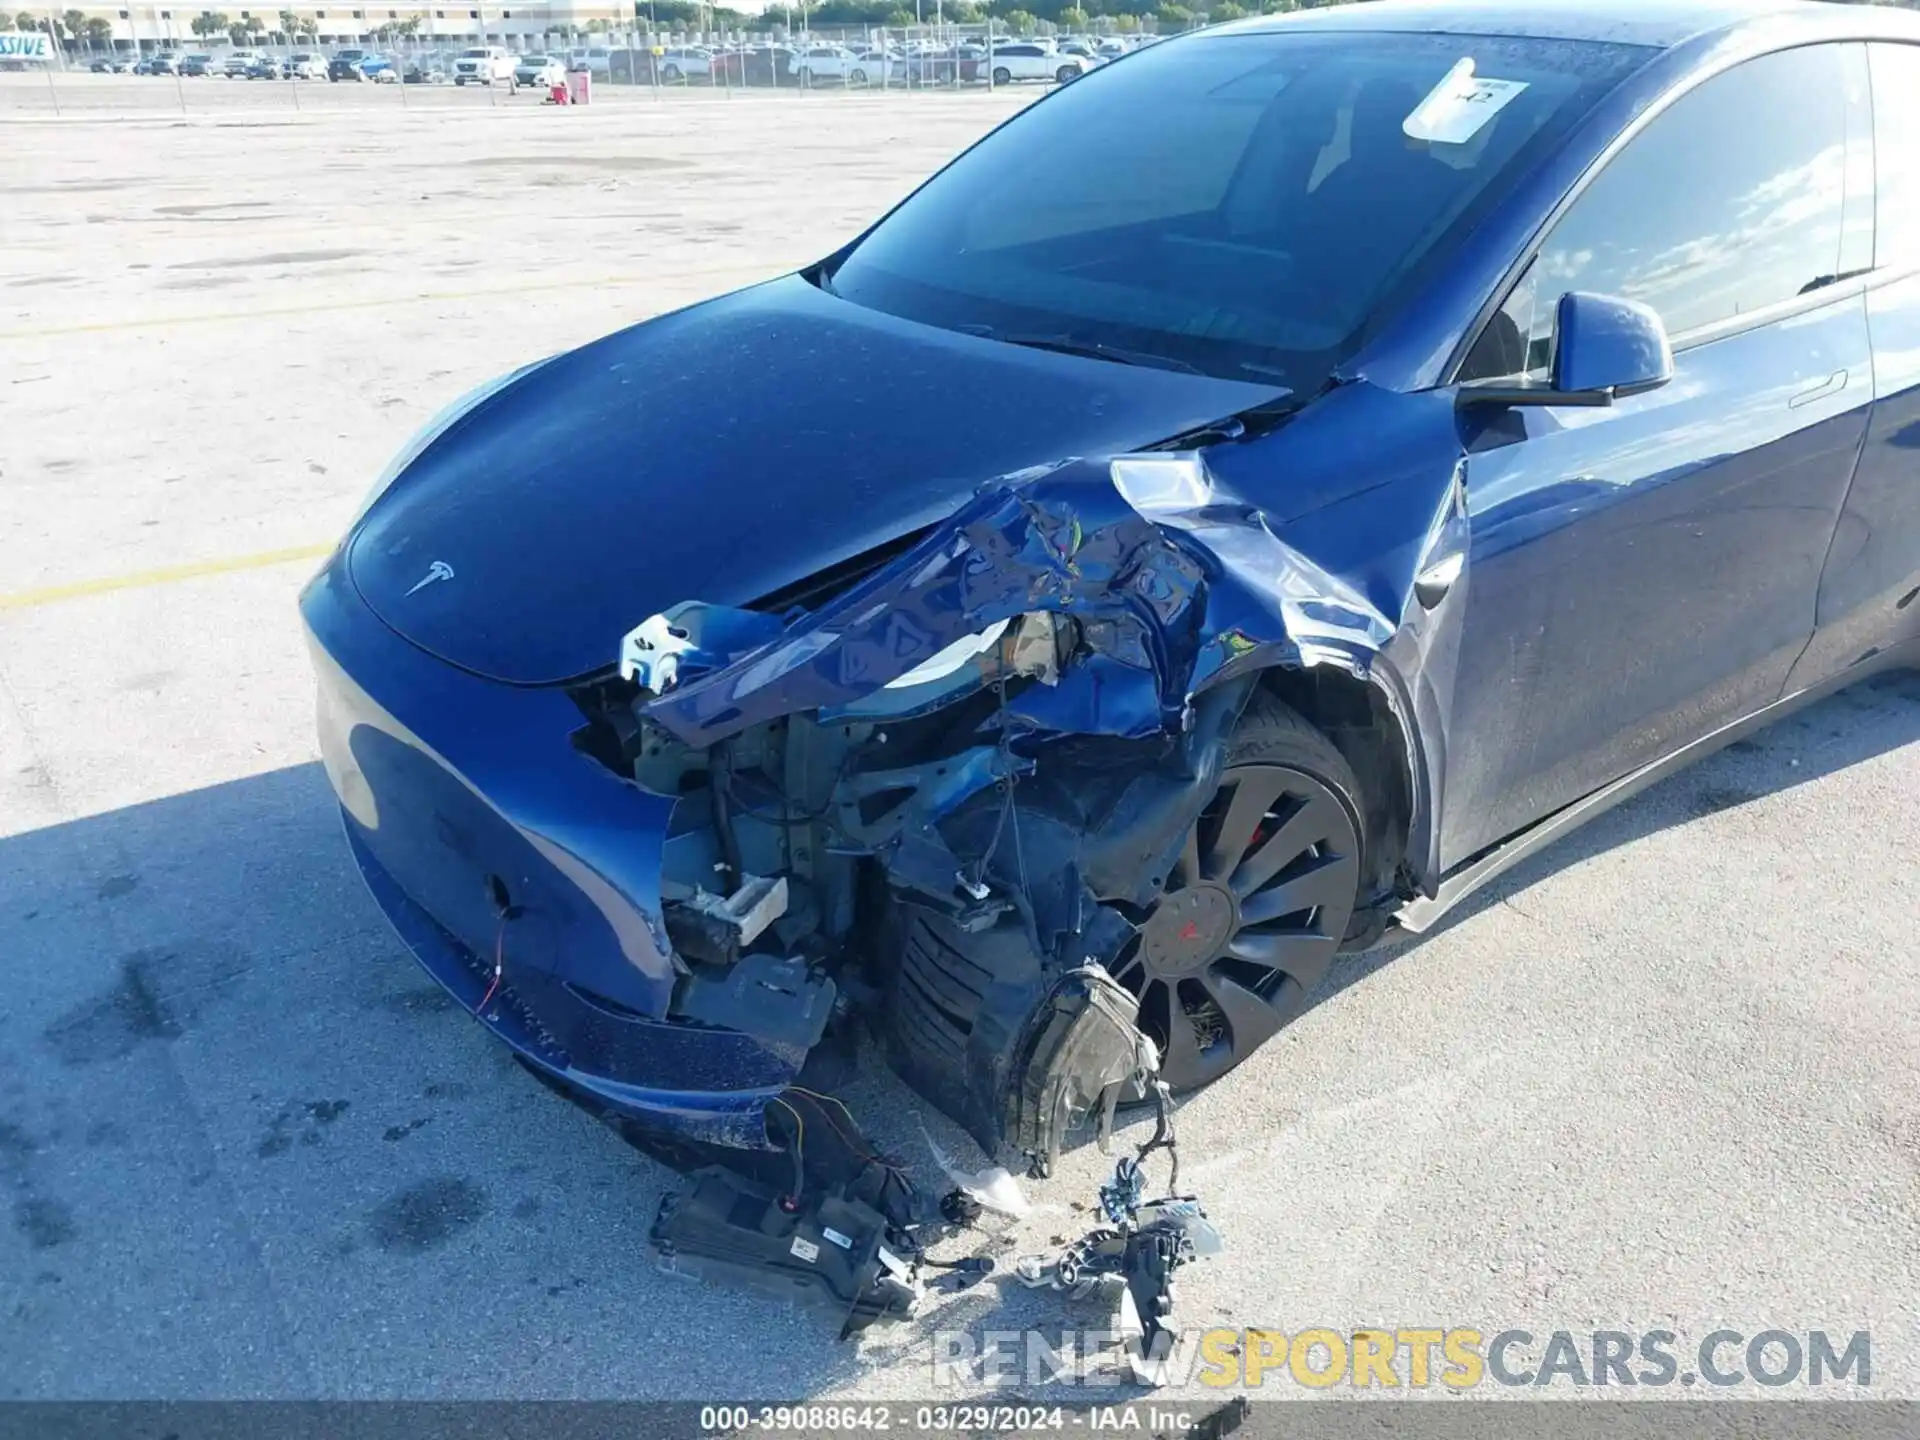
<box><xmin>1789</xmin><ymin>369</ymin><xmax>1848</xmax><ymax>409</ymax></box>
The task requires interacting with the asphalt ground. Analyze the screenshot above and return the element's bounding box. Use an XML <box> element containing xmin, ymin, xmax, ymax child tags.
<box><xmin>2</xmin><ymin>77</ymin><xmax>1918</xmax><ymax>1404</ymax></box>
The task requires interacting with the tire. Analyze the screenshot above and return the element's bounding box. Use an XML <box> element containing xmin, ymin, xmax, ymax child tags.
<box><xmin>992</xmin><ymin>65</ymin><xmax>1011</xmax><ymax>86</ymax></box>
<box><xmin>454</xmin><ymin>76</ymin><xmax>465</xmax><ymax>85</ymax></box>
<box><xmin>850</xmin><ymin>68</ymin><xmax>866</xmax><ymax>85</ymax></box>
<box><xmin>885</xmin><ymin>902</ymin><xmax>1037</xmax><ymax>1132</ymax></box>
<box><xmin>662</xmin><ymin>63</ymin><xmax>681</xmax><ymax>81</ymax></box>
<box><xmin>1055</xmin><ymin>65</ymin><xmax>1078</xmax><ymax>84</ymax></box>
<box><xmin>884</xmin><ymin>693</ymin><xmax>1366</xmax><ymax>1108</ymax></box>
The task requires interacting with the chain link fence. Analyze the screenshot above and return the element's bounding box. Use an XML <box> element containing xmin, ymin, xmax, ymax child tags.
<box><xmin>0</xmin><ymin>21</ymin><xmax>1190</xmax><ymax>114</ymax></box>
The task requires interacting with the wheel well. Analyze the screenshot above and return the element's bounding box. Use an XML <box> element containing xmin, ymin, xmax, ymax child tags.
<box><xmin>1253</xmin><ymin>664</ymin><xmax>1413</xmax><ymax>912</ymax></box>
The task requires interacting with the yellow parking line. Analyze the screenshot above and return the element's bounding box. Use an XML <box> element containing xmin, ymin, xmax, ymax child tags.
<box><xmin>0</xmin><ymin>265</ymin><xmax>771</xmax><ymax>341</ymax></box>
<box><xmin>0</xmin><ymin>543</ymin><xmax>333</xmax><ymax>612</ymax></box>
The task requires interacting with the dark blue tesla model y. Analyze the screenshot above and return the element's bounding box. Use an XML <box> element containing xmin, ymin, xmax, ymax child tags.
<box><xmin>303</xmin><ymin>0</ymin><xmax>1920</xmax><ymax>1170</ymax></box>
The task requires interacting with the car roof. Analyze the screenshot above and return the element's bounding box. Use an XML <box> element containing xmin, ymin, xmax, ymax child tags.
<box><xmin>1220</xmin><ymin>0</ymin><xmax>1920</xmax><ymax>51</ymax></box>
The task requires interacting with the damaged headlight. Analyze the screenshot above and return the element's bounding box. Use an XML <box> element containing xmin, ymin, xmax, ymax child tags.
<box><xmin>348</xmin><ymin>357</ymin><xmax>555</xmax><ymax>528</ymax></box>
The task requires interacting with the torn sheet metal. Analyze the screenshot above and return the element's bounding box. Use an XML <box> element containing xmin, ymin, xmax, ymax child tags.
<box><xmin>639</xmin><ymin>454</ymin><xmax>1397</xmax><ymax>752</ymax></box>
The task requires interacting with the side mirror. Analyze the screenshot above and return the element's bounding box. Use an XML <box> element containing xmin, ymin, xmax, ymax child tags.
<box><xmin>1458</xmin><ymin>290</ymin><xmax>1673</xmax><ymax>410</ymax></box>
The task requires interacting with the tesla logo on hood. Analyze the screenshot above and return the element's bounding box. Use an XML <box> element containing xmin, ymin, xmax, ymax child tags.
<box><xmin>405</xmin><ymin>560</ymin><xmax>455</xmax><ymax>596</ymax></box>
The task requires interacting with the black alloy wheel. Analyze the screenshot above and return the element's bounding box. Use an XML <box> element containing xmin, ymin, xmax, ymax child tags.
<box><xmin>1110</xmin><ymin>751</ymin><xmax>1361</xmax><ymax>1092</ymax></box>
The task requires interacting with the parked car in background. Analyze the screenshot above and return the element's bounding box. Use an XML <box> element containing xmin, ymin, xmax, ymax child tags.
<box><xmin>986</xmin><ymin>42</ymin><xmax>1087</xmax><ymax>85</ymax></box>
<box><xmin>657</xmin><ymin>45</ymin><xmax>713</xmax><ymax>81</ymax></box>
<box><xmin>514</xmin><ymin>52</ymin><xmax>566</xmax><ymax>88</ymax></box>
<box><xmin>905</xmin><ymin>46</ymin><xmax>976</xmax><ymax>83</ymax></box>
<box><xmin>404</xmin><ymin>54</ymin><xmax>449</xmax><ymax>83</ymax></box>
<box><xmin>1055</xmin><ymin>39</ymin><xmax>1101</xmax><ymax>65</ymax></box>
<box><xmin>328</xmin><ymin>47</ymin><xmax>370</xmax><ymax>80</ymax></box>
<box><xmin>245</xmin><ymin>55</ymin><xmax>288</xmax><ymax>79</ymax></box>
<box><xmin>853</xmin><ymin>48</ymin><xmax>905</xmax><ymax>84</ymax></box>
<box><xmin>147</xmin><ymin>51</ymin><xmax>182</xmax><ymax>74</ymax></box>
<box><xmin>287</xmin><ymin>52</ymin><xmax>325</xmax><ymax>79</ymax></box>
<box><xmin>179</xmin><ymin>52</ymin><xmax>219</xmax><ymax>76</ymax></box>
<box><xmin>222</xmin><ymin>49</ymin><xmax>256</xmax><ymax>76</ymax></box>
<box><xmin>1095</xmin><ymin>38</ymin><xmax>1130</xmax><ymax>60</ymax></box>
<box><xmin>713</xmin><ymin>43</ymin><xmax>797</xmax><ymax>86</ymax></box>
<box><xmin>453</xmin><ymin>44</ymin><xmax>517</xmax><ymax>86</ymax></box>
<box><xmin>361</xmin><ymin>53</ymin><xmax>399</xmax><ymax>83</ymax></box>
<box><xmin>793</xmin><ymin>43</ymin><xmax>860</xmax><ymax>82</ymax></box>
<box><xmin>89</xmin><ymin>56</ymin><xmax>134</xmax><ymax>73</ymax></box>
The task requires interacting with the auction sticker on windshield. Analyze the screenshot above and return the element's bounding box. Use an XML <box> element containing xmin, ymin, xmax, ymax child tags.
<box><xmin>1404</xmin><ymin>57</ymin><xmax>1530</xmax><ymax>143</ymax></box>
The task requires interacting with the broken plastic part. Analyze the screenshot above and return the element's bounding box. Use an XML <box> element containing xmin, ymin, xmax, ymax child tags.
<box><xmin>618</xmin><ymin>601</ymin><xmax>786</xmax><ymax>694</ymax></box>
<box><xmin>670</xmin><ymin>954</ymin><xmax>836</xmax><ymax>1051</ymax></box>
<box><xmin>664</xmin><ymin>874</ymin><xmax>789</xmax><ymax>966</ymax></box>
<box><xmin>921</xmin><ymin>1125</ymin><xmax>1034</xmax><ymax>1219</ymax></box>
<box><xmin>1004</xmin><ymin>965</ymin><xmax>1148</xmax><ymax>1175</ymax></box>
<box><xmin>649</xmin><ymin>1165</ymin><xmax>917</xmax><ymax>1336</ymax></box>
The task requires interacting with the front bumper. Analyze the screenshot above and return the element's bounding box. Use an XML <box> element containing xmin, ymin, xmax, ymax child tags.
<box><xmin>301</xmin><ymin>551</ymin><xmax>801</xmax><ymax>1148</ymax></box>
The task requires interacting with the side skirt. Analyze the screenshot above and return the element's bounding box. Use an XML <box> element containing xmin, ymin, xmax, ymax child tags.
<box><xmin>1393</xmin><ymin>637</ymin><xmax>1920</xmax><ymax>935</ymax></box>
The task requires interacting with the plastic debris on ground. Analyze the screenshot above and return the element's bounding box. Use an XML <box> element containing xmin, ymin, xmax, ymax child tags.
<box><xmin>1010</xmin><ymin>1080</ymin><xmax>1224</xmax><ymax>1386</ymax></box>
<box><xmin>922</xmin><ymin>1123</ymin><xmax>1035</xmax><ymax>1219</ymax></box>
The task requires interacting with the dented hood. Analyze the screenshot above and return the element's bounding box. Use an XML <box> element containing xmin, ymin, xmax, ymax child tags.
<box><xmin>347</xmin><ymin>275</ymin><xmax>1281</xmax><ymax>686</ymax></box>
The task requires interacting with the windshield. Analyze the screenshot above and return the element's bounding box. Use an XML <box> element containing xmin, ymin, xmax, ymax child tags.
<box><xmin>461</xmin><ymin>48</ymin><xmax>487</xmax><ymax>58</ymax></box>
<box><xmin>826</xmin><ymin>29</ymin><xmax>1649</xmax><ymax>391</ymax></box>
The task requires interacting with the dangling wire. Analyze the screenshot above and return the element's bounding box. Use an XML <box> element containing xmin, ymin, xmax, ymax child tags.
<box><xmin>478</xmin><ymin>917</ymin><xmax>507</xmax><ymax>1013</ymax></box>
<box><xmin>766</xmin><ymin>1095</ymin><xmax>807</xmax><ymax>1205</ymax></box>
<box><xmin>967</xmin><ymin>674</ymin><xmax>1024</xmax><ymax>895</ymax></box>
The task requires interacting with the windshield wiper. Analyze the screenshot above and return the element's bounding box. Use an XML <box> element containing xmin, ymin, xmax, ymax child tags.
<box><xmin>957</xmin><ymin>325</ymin><xmax>1202</xmax><ymax>376</ymax></box>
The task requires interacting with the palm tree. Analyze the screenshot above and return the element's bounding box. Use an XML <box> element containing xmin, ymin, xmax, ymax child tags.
<box><xmin>189</xmin><ymin>11</ymin><xmax>230</xmax><ymax>41</ymax></box>
<box><xmin>59</xmin><ymin>8</ymin><xmax>84</xmax><ymax>45</ymax></box>
<box><xmin>84</xmin><ymin>14</ymin><xmax>111</xmax><ymax>49</ymax></box>
<box><xmin>277</xmin><ymin>6</ymin><xmax>296</xmax><ymax>38</ymax></box>
<box><xmin>296</xmin><ymin>15</ymin><xmax>317</xmax><ymax>38</ymax></box>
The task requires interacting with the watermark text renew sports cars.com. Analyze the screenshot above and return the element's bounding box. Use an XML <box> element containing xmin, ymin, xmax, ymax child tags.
<box><xmin>934</xmin><ymin>1327</ymin><xmax>1873</xmax><ymax>1390</ymax></box>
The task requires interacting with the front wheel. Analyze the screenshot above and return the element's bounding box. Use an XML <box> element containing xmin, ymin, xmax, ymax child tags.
<box><xmin>662</xmin><ymin>63</ymin><xmax>681</xmax><ymax>81</ymax></box>
<box><xmin>991</xmin><ymin>65</ymin><xmax>1011</xmax><ymax>86</ymax></box>
<box><xmin>850</xmin><ymin>68</ymin><xmax>867</xmax><ymax>85</ymax></box>
<box><xmin>1055</xmin><ymin>65</ymin><xmax>1080</xmax><ymax>84</ymax></box>
<box><xmin>885</xmin><ymin>694</ymin><xmax>1365</xmax><ymax>1112</ymax></box>
<box><xmin>1106</xmin><ymin>696</ymin><xmax>1363</xmax><ymax>1090</ymax></box>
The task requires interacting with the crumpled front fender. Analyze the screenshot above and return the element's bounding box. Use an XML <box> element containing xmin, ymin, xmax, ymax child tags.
<box><xmin>641</xmin><ymin>455</ymin><xmax>1405</xmax><ymax>752</ymax></box>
